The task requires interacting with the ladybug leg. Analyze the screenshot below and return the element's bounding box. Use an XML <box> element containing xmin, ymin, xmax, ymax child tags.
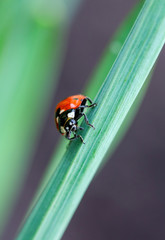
<box><xmin>86</xmin><ymin>97</ymin><xmax>92</xmax><ymax>104</ymax></box>
<box><xmin>86</xmin><ymin>97</ymin><xmax>97</xmax><ymax>108</ymax></box>
<box><xmin>66</xmin><ymin>132</ymin><xmax>85</xmax><ymax>144</ymax></box>
<box><xmin>78</xmin><ymin>100</ymin><xmax>97</xmax><ymax>109</ymax></box>
<box><xmin>88</xmin><ymin>102</ymin><xmax>97</xmax><ymax>108</ymax></box>
<box><xmin>77</xmin><ymin>126</ymin><xmax>84</xmax><ymax>130</ymax></box>
<box><xmin>75</xmin><ymin>134</ymin><xmax>85</xmax><ymax>144</ymax></box>
<box><xmin>81</xmin><ymin>113</ymin><xmax>95</xmax><ymax>129</ymax></box>
<box><xmin>78</xmin><ymin>102</ymin><xmax>96</xmax><ymax>109</ymax></box>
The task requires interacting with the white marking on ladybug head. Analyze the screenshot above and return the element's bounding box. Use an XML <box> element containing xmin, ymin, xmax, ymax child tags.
<box><xmin>60</xmin><ymin>109</ymin><xmax>65</xmax><ymax>114</ymax></box>
<box><xmin>60</xmin><ymin>126</ymin><xmax>66</xmax><ymax>134</ymax></box>
<box><xmin>67</xmin><ymin>111</ymin><xmax>75</xmax><ymax>118</ymax></box>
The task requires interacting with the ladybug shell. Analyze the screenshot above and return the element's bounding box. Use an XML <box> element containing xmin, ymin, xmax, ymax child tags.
<box><xmin>55</xmin><ymin>94</ymin><xmax>86</xmax><ymax>132</ymax></box>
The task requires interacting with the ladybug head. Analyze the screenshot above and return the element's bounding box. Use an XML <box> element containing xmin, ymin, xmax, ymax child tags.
<box><xmin>64</xmin><ymin>118</ymin><xmax>77</xmax><ymax>133</ymax></box>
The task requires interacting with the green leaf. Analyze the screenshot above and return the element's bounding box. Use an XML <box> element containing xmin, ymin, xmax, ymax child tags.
<box><xmin>17</xmin><ymin>1</ymin><xmax>165</xmax><ymax>240</ymax></box>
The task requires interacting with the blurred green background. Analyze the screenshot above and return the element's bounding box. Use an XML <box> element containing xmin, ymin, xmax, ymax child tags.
<box><xmin>0</xmin><ymin>0</ymin><xmax>83</xmax><ymax>237</ymax></box>
<box><xmin>1</xmin><ymin>0</ymin><xmax>165</xmax><ymax>239</ymax></box>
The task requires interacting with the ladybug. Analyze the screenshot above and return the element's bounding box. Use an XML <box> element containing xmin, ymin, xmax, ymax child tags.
<box><xmin>55</xmin><ymin>94</ymin><xmax>97</xmax><ymax>143</ymax></box>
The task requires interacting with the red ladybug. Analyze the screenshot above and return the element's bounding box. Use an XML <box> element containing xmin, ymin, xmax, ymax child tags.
<box><xmin>55</xmin><ymin>94</ymin><xmax>97</xmax><ymax>143</ymax></box>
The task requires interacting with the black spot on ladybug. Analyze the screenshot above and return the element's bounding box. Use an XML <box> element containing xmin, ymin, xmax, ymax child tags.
<box><xmin>73</xmin><ymin>98</ymin><xmax>79</xmax><ymax>100</ymax></box>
